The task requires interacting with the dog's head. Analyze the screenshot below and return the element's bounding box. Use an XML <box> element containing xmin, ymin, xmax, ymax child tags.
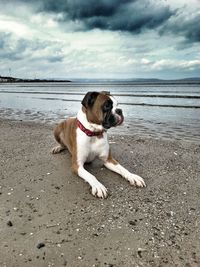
<box><xmin>81</xmin><ymin>91</ymin><xmax>124</xmax><ymax>129</ymax></box>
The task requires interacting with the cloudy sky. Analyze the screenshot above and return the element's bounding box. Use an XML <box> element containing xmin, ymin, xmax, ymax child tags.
<box><xmin>0</xmin><ymin>0</ymin><xmax>200</xmax><ymax>79</ymax></box>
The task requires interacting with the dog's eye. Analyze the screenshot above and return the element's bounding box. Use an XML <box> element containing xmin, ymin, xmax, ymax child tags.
<box><xmin>103</xmin><ymin>101</ymin><xmax>112</xmax><ymax>112</ymax></box>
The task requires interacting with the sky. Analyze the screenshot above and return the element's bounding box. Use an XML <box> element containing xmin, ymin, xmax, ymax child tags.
<box><xmin>0</xmin><ymin>0</ymin><xmax>200</xmax><ymax>80</ymax></box>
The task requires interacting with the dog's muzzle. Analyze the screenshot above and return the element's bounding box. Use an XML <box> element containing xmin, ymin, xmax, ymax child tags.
<box><xmin>102</xmin><ymin>108</ymin><xmax>124</xmax><ymax>129</ymax></box>
<box><xmin>115</xmin><ymin>108</ymin><xmax>124</xmax><ymax>126</ymax></box>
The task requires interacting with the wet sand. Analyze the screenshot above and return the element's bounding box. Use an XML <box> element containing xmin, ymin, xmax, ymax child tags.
<box><xmin>0</xmin><ymin>119</ymin><xmax>200</xmax><ymax>267</ymax></box>
<box><xmin>0</xmin><ymin>107</ymin><xmax>200</xmax><ymax>143</ymax></box>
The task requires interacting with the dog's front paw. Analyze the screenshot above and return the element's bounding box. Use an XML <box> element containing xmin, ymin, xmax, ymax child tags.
<box><xmin>91</xmin><ymin>182</ymin><xmax>108</xmax><ymax>199</ymax></box>
<box><xmin>127</xmin><ymin>174</ymin><xmax>146</xmax><ymax>188</ymax></box>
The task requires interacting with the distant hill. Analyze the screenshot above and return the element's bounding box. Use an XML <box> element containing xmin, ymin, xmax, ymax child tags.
<box><xmin>181</xmin><ymin>77</ymin><xmax>200</xmax><ymax>81</ymax></box>
<box><xmin>124</xmin><ymin>77</ymin><xmax>200</xmax><ymax>84</ymax></box>
<box><xmin>73</xmin><ymin>77</ymin><xmax>200</xmax><ymax>84</ymax></box>
<box><xmin>0</xmin><ymin>76</ymin><xmax>71</xmax><ymax>83</ymax></box>
<box><xmin>1</xmin><ymin>75</ymin><xmax>200</xmax><ymax>84</ymax></box>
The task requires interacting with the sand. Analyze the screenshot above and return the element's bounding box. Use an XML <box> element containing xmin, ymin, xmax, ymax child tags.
<box><xmin>0</xmin><ymin>118</ymin><xmax>200</xmax><ymax>267</ymax></box>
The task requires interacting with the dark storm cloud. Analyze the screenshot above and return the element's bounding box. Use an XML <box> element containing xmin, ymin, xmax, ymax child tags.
<box><xmin>42</xmin><ymin>0</ymin><xmax>130</xmax><ymax>18</ymax></box>
<box><xmin>47</xmin><ymin>0</ymin><xmax>175</xmax><ymax>33</ymax></box>
<box><xmin>83</xmin><ymin>2</ymin><xmax>174</xmax><ymax>33</ymax></box>
<box><xmin>15</xmin><ymin>0</ymin><xmax>175</xmax><ymax>33</ymax></box>
<box><xmin>37</xmin><ymin>0</ymin><xmax>200</xmax><ymax>43</ymax></box>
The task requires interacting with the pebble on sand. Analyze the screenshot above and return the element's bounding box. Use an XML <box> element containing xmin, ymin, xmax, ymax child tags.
<box><xmin>7</xmin><ymin>220</ymin><xmax>13</xmax><ymax>227</ymax></box>
<box><xmin>37</xmin><ymin>242</ymin><xmax>45</xmax><ymax>249</ymax></box>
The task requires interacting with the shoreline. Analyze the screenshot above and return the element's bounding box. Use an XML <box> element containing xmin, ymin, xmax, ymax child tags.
<box><xmin>0</xmin><ymin>108</ymin><xmax>200</xmax><ymax>144</ymax></box>
<box><xmin>0</xmin><ymin>118</ymin><xmax>200</xmax><ymax>266</ymax></box>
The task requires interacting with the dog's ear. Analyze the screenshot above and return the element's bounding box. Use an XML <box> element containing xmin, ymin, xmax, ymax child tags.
<box><xmin>101</xmin><ymin>91</ymin><xmax>110</xmax><ymax>95</ymax></box>
<box><xmin>81</xmin><ymin>92</ymin><xmax>99</xmax><ymax>109</ymax></box>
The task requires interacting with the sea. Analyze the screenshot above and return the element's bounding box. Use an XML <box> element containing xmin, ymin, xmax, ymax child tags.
<box><xmin>0</xmin><ymin>81</ymin><xmax>200</xmax><ymax>142</ymax></box>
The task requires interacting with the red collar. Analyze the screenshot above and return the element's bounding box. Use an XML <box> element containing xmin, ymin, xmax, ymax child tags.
<box><xmin>77</xmin><ymin>119</ymin><xmax>104</xmax><ymax>137</ymax></box>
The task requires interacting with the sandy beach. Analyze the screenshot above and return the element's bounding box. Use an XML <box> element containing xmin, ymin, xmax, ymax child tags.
<box><xmin>0</xmin><ymin>118</ymin><xmax>200</xmax><ymax>267</ymax></box>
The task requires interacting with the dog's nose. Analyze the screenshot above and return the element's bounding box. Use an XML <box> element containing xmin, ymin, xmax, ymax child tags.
<box><xmin>116</xmin><ymin>108</ymin><xmax>122</xmax><ymax>116</ymax></box>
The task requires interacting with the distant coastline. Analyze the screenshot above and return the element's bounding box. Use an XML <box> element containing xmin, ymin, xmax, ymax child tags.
<box><xmin>72</xmin><ymin>78</ymin><xmax>200</xmax><ymax>85</ymax></box>
<box><xmin>0</xmin><ymin>75</ymin><xmax>200</xmax><ymax>84</ymax></box>
<box><xmin>0</xmin><ymin>76</ymin><xmax>71</xmax><ymax>83</ymax></box>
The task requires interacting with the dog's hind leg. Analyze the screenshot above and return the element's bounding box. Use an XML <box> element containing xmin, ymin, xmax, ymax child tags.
<box><xmin>51</xmin><ymin>123</ymin><xmax>67</xmax><ymax>154</ymax></box>
<box><xmin>52</xmin><ymin>145</ymin><xmax>66</xmax><ymax>154</ymax></box>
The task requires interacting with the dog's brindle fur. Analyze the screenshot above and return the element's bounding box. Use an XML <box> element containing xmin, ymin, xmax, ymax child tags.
<box><xmin>52</xmin><ymin>91</ymin><xmax>145</xmax><ymax>198</ymax></box>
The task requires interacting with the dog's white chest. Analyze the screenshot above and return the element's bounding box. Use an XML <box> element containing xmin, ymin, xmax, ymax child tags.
<box><xmin>77</xmin><ymin>129</ymin><xmax>109</xmax><ymax>163</ymax></box>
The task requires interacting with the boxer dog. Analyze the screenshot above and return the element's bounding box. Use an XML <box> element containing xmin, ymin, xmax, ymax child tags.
<box><xmin>52</xmin><ymin>91</ymin><xmax>145</xmax><ymax>198</ymax></box>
